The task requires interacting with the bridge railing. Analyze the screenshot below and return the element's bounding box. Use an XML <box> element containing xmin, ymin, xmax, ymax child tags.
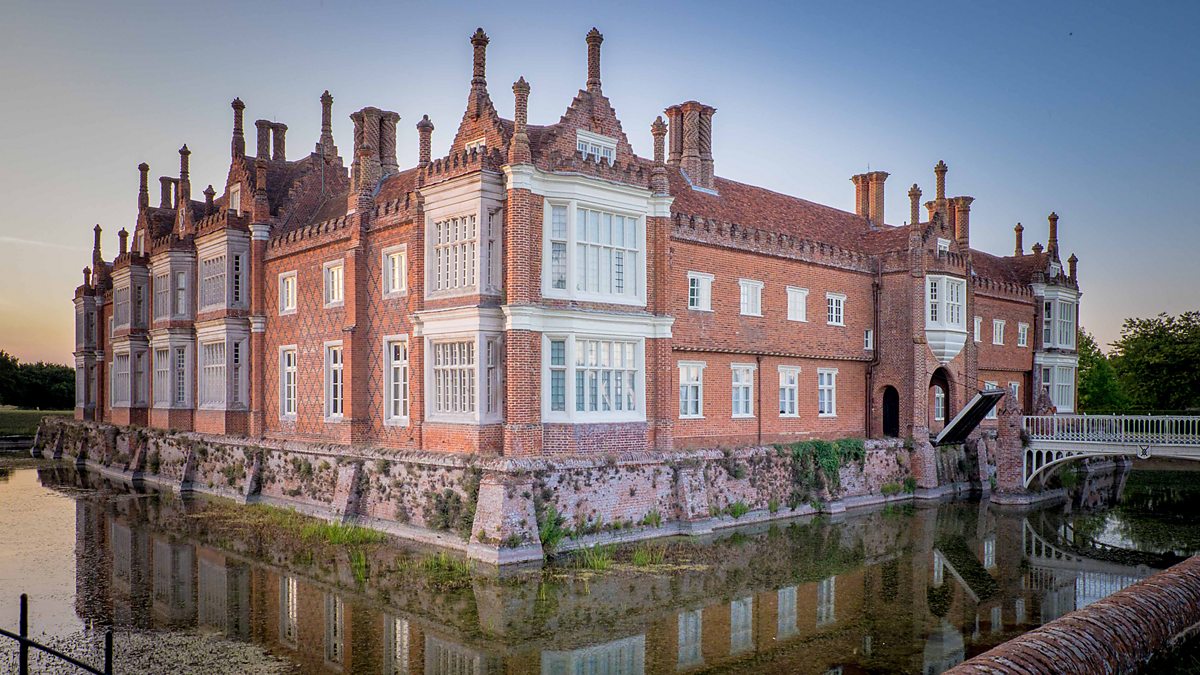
<box><xmin>1024</xmin><ymin>414</ymin><xmax>1200</xmax><ymax>446</ymax></box>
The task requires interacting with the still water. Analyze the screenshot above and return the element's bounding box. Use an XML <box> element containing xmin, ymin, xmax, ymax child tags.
<box><xmin>1</xmin><ymin>458</ymin><xmax>1198</xmax><ymax>674</ymax></box>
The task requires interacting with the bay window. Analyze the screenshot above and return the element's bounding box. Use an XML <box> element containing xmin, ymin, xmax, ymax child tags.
<box><xmin>732</xmin><ymin>364</ymin><xmax>755</xmax><ymax>417</ymax></box>
<box><xmin>1041</xmin><ymin>297</ymin><xmax>1078</xmax><ymax>349</ymax></box>
<box><xmin>432</xmin><ymin>340</ymin><xmax>475</xmax><ymax>416</ymax></box>
<box><xmin>544</xmin><ymin>200</ymin><xmax>645</xmax><ymax>305</ymax></box>
<box><xmin>199</xmin><ymin>255</ymin><xmax>226</xmax><ymax>310</ymax></box>
<box><xmin>543</xmin><ymin>335</ymin><xmax>643</xmax><ymax>422</ymax></box>
<box><xmin>679</xmin><ymin>361</ymin><xmax>705</xmax><ymax>418</ymax></box>
<box><xmin>432</xmin><ymin>215</ymin><xmax>477</xmax><ymax>294</ymax></box>
<box><xmin>926</xmin><ymin>275</ymin><xmax>966</xmax><ymax>330</ymax></box>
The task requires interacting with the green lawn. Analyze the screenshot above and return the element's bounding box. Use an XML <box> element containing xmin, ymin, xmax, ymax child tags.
<box><xmin>0</xmin><ymin>409</ymin><xmax>72</xmax><ymax>436</ymax></box>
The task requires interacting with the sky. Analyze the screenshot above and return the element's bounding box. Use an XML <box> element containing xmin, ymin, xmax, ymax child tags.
<box><xmin>1</xmin><ymin>0</ymin><xmax>1197</xmax><ymax>365</ymax></box>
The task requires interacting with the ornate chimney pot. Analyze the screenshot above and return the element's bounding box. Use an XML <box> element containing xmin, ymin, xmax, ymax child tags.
<box><xmin>231</xmin><ymin>97</ymin><xmax>246</xmax><ymax>158</ymax></box>
<box><xmin>138</xmin><ymin>162</ymin><xmax>150</xmax><ymax>211</ymax></box>
<box><xmin>417</xmin><ymin>115</ymin><xmax>434</xmax><ymax>167</ymax></box>
<box><xmin>586</xmin><ymin>28</ymin><xmax>604</xmax><ymax>92</ymax></box>
<box><xmin>471</xmin><ymin>28</ymin><xmax>489</xmax><ymax>87</ymax></box>
<box><xmin>908</xmin><ymin>183</ymin><xmax>922</xmax><ymax>226</ymax></box>
<box><xmin>1014</xmin><ymin>222</ymin><xmax>1025</xmax><ymax>256</ymax></box>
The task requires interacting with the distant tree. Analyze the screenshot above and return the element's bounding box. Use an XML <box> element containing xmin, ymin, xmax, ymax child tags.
<box><xmin>1110</xmin><ymin>312</ymin><xmax>1200</xmax><ymax>412</ymax></box>
<box><xmin>0</xmin><ymin>352</ymin><xmax>74</xmax><ymax>410</ymax></box>
<box><xmin>1076</xmin><ymin>329</ymin><xmax>1128</xmax><ymax>413</ymax></box>
<box><xmin>0</xmin><ymin>350</ymin><xmax>17</xmax><ymax>406</ymax></box>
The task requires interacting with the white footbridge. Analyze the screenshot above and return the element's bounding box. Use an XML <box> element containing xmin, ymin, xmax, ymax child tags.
<box><xmin>1022</xmin><ymin>415</ymin><xmax>1200</xmax><ymax>487</ymax></box>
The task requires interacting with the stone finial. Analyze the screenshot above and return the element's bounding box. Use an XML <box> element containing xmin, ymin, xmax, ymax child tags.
<box><xmin>650</xmin><ymin>116</ymin><xmax>668</xmax><ymax>194</ymax></box>
<box><xmin>118</xmin><ymin>227</ymin><xmax>128</xmax><ymax>255</ymax></box>
<box><xmin>83</xmin><ymin>266</ymin><xmax>91</xmax><ymax>287</ymax></box>
<box><xmin>1047</xmin><ymin>211</ymin><xmax>1059</xmax><ymax>259</ymax></box>
<box><xmin>138</xmin><ymin>162</ymin><xmax>150</xmax><ymax>211</ymax></box>
<box><xmin>586</xmin><ymin>27</ymin><xmax>604</xmax><ymax>92</ymax></box>
<box><xmin>203</xmin><ymin>185</ymin><xmax>215</xmax><ymax>213</ymax></box>
<box><xmin>908</xmin><ymin>183</ymin><xmax>922</xmax><ymax>226</ymax></box>
<box><xmin>952</xmin><ymin>196</ymin><xmax>974</xmax><ymax>247</ymax></box>
<box><xmin>231</xmin><ymin>97</ymin><xmax>246</xmax><ymax>159</ymax></box>
<box><xmin>271</xmin><ymin>123</ymin><xmax>287</xmax><ymax>162</ymax></box>
<box><xmin>417</xmin><ymin>115</ymin><xmax>434</xmax><ymax>167</ymax></box>
<box><xmin>664</xmin><ymin>105</ymin><xmax>683</xmax><ymax>167</ymax></box>
<box><xmin>509</xmin><ymin>78</ymin><xmax>531</xmax><ymax>165</ymax></box>
<box><xmin>934</xmin><ymin>160</ymin><xmax>948</xmax><ymax>201</ymax></box>
<box><xmin>1014</xmin><ymin>222</ymin><xmax>1024</xmax><ymax>256</ymax></box>
<box><xmin>1068</xmin><ymin>253</ymin><xmax>1078</xmax><ymax>279</ymax></box>
<box><xmin>255</xmin><ymin>119</ymin><xmax>271</xmax><ymax>159</ymax></box>
<box><xmin>471</xmin><ymin>28</ymin><xmax>489</xmax><ymax>87</ymax></box>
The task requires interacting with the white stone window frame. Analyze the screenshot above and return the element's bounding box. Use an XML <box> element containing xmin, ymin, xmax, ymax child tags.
<box><xmin>575</xmin><ymin>129</ymin><xmax>617</xmax><ymax>164</ymax></box>
<box><xmin>778</xmin><ymin>365</ymin><xmax>801</xmax><ymax>418</ymax></box>
<box><xmin>278</xmin><ymin>345</ymin><xmax>298</xmax><ymax>421</ymax></box>
<box><xmin>324</xmin><ymin>340</ymin><xmax>344</xmax><ymax>421</ymax></box>
<box><xmin>228</xmin><ymin>183</ymin><xmax>242</xmax><ymax>216</ymax></box>
<box><xmin>934</xmin><ymin>385</ymin><xmax>946</xmax><ymax>421</ymax></box>
<box><xmin>427</xmin><ymin>336</ymin><xmax>479</xmax><ymax>422</ymax></box>
<box><xmin>678</xmin><ymin>360</ymin><xmax>706</xmax><ymax>419</ymax></box>
<box><xmin>926</xmin><ymin>275</ymin><xmax>967</xmax><ymax>330</ymax></box>
<box><xmin>323</xmin><ymin>259</ymin><xmax>345</xmax><ymax>308</ymax></box>
<box><xmin>739</xmin><ymin>279</ymin><xmax>764</xmax><ymax>317</ymax></box>
<box><xmin>936</xmin><ymin>237</ymin><xmax>951</xmax><ymax>254</ymax></box>
<box><xmin>787</xmin><ymin>286</ymin><xmax>809</xmax><ymax>322</ymax></box>
<box><xmin>687</xmin><ymin>271</ymin><xmax>714</xmax><ymax>312</ymax></box>
<box><xmin>149</xmin><ymin>335</ymin><xmax>191</xmax><ymax>409</ymax></box>
<box><xmin>818</xmin><ymin>367</ymin><xmax>838</xmax><ymax>418</ymax></box>
<box><xmin>152</xmin><ymin>347</ymin><xmax>171</xmax><ymax>406</ymax></box>
<box><xmin>826</xmin><ymin>293</ymin><xmax>846</xmax><ymax>327</ymax></box>
<box><xmin>111</xmin><ymin>348</ymin><xmax>132</xmax><ymax>407</ymax></box>
<box><xmin>382</xmin><ymin>245</ymin><xmax>408</xmax><ymax>298</ymax></box>
<box><xmin>974</xmin><ymin>316</ymin><xmax>983</xmax><ymax>342</ymax></box>
<box><xmin>541</xmin><ymin>199</ymin><xmax>647</xmax><ymax>307</ymax></box>
<box><xmin>172</xmin><ymin>268</ymin><xmax>189</xmax><ymax>319</ymax></box>
<box><xmin>153</xmin><ymin>273</ymin><xmax>170</xmax><ymax>321</ymax></box>
<box><xmin>864</xmin><ymin>329</ymin><xmax>874</xmax><ymax>351</ymax></box>
<box><xmin>993</xmin><ymin>319</ymin><xmax>1006</xmax><ymax>345</ymax></box>
<box><xmin>278</xmin><ymin>271</ymin><xmax>298</xmax><ymax>315</ymax></box>
<box><xmin>731</xmin><ymin>363</ymin><xmax>757</xmax><ymax>418</ymax></box>
<box><xmin>198</xmin><ymin>339</ymin><xmax>227</xmax><ymax>410</ymax></box>
<box><xmin>540</xmin><ymin>333</ymin><xmax>646</xmax><ymax>424</ymax></box>
<box><xmin>1017</xmin><ymin>322</ymin><xmax>1029</xmax><ymax>347</ymax></box>
<box><xmin>464</xmin><ymin>137</ymin><xmax>486</xmax><ymax>154</ymax></box>
<box><xmin>383</xmin><ymin>334</ymin><xmax>409</xmax><ymax>426</ymax></box>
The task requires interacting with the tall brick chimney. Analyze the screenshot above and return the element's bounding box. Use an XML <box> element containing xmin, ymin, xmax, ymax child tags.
<box><xmin>509</xmin><ymin>79</ymin><xmax>530</xmax><ymax>165</ymax></box>
<box><xmin>379</xmin><ymin>112</ymin><xmax>399</xmax><ymax>176</ymax></box>
<box><xmin>203</xmin><ymin>185</ymin><xmax>215</xmax><ymax>214</ymax></box>
<box><xmin>586</xmin><ymin>28</ymin><xmax>603</xmax><ymax>93</ymax></box>
<box><xmin>908</xmin><ymin>183</ymin><xmax>922</xmax><ymax>226</ymax></box>
<box><xmin>271</xmin><ymin>123</ymin><xmax>287</xmax><ymax>162</ymax></box>
<box><xmin>1047</xmin><ymin>212</ymin><xmax>1059</xmax><ymax>260</ymax></box>
<box><xmin>867</xmin><ymin>171</ymin><xmax>888</xmax><ymax>226</ymax></box>
<box><xmin>1068</xmin><ymin>253</ymin><xmax>1078</xmax><ymax>279</ymax></box>
<box><xmin>118</xmin><ymin>228</ymin><xmax>128</xmax><ymax>255</ymax></box>
<box><xmin>934</xmin><ymin>160</ymin><xmax>949</xmax><ymax>222</ymax></box>
<box><xmin>231</xmin><ymin>98</ymin><xmax>246</xmax><ymax>159</ymax></box>
<box><xmin>92</xmin><ymin>224</ymin><xmax>102</xmax><ymax>271</ymax></box>
<box><xmin>650</xmin><ymin>115</ymin><xmax>668</xmax><ymax>194</ymax></box>
<box><xmin>159</xmin><ymin>177</ymin><xmax>175</xmax><ymax>209</ymax></box>
<box><xmin>417</xmin><ymin>115</ymin><xmax>434</xmax><ymax>167</ymax></box>
<box><xmin>665</xmin><ymin>105</ymin><xmax>682</xmax><ymax>167</ymax></box>
<box><xmin>952</xmin><ymin>196</ymin><xmax>973</xmax><ymax>247</ymax></box>
<box><xmin>138</xmin><ymin>163</ymin><xmax>150</xmax><ymax>211</ymax></box>
<box><xmin>177</xmin><ymin>145</ymin><xmax>191</xmax><ymax>206</ymax></box>
<box><xmin>317</xmin><ymin>90</ymin><xmax>336</xmax><ymax>157</ymax></box>
<box><xmin>349</xmin><ymin>107</ymin><xmax>395</xmax><ymax>202</ymax></box>
<box><xmin>851</xmin><ymin>174</ymin><xmax>869</xmax><ymax>217</ymax></box>
<box><xmin>671</xmin><ymin>101</ymin><xmax>716</xmax><ymax>190</ymax></box>
<box><xmin>255</xmin><ymin>120</ymin><xmax>271</xmax><ymax>160</ymax></box>
<box><xmin>1014</xmin><ymin>222</ymin><xmax>1024</xmax><ymax>256</ymax></box>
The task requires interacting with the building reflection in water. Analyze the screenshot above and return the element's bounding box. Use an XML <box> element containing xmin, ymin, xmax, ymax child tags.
<box><xmin>54</xmin><ymin>457</ymin><xmax>1177</xmax><ymax>675</ymax></box>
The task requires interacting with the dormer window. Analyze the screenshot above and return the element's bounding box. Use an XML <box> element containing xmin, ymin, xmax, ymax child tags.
<box><xmin>937</xmin><ymin>238</ymin><xmax>950</xmax><ymax>254</ymax></box>
<box><xmin>464</xmin><ymin>138</ymin><xmax>486</xmax><ymax>154</ymax></box>
<box><xmin>228</xmin><ymin>184</ymin><xmax>241</xmax><ymax>216</ymax></box>
<box><xmin>576</xmin><ymin>130</ymin><xmax>616</xmax><ymax>164</ymax></box>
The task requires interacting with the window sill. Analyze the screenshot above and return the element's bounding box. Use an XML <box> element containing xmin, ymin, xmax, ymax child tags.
<box><xmin>324</xmin><ymin>415</ymin><xmax>344</xmax><ymax>423</ymax></box>
<box><xmin>732</xmin><ymin>413</ymin><xmax>756</xmax><ymax>419</ymax></box>
<box><xmin>679</xmin><ymin>414</ymin><xmax>705</xmax><ymax>420</ymax></box>
<box><xmin>384</xmin><ymin>417</ymin><xmax>410</xmax><ymax>427</ymax></box>
<box><xmin>827</xmin><ymin>323</ymin><xmax>845</xmax><ymax>327</ymax></box>
<box><xmin>787</xmin><ymin>318</ymin><xmax>808</xmax><ymax>323</ymax></box>
<box><xmin>323</xmin><ymin>302</ymin><xmax>344</xmax><ymax>309</ymax></box>
<box><xmin>818</xmin><ymin>413</ymin><xmax>837</xmax><ymax>419</ymax></box>
<box><xmin>740</xmin><ymin>313</ymin><xmax>763</xmax><ymax>318</ymax></box>
<box><xmin>279</xmin><ymin>415</ymin><xmax>297</xmax><ymax>422</ymax></box>
<box><xmin>382</xmin><ymin>291</ymin><xmax>409</xmax><ymax>300</ymax></box>
<box><xmin>279</xmin><ymin>309</ymin><xmax>297</xmax><ymax>316</ymax></box>
<box><xmin>543</xmin><ymin>413</ymin><xmax>647</xmax><ymax>425</ymax></box>
<box><xmin>688</xmin><ymin>307</ymin><xmax>713</xmax><ymax>313</ymax></box>
<box><xmin>780</xmin><ymin>413</ymin><xmax>799</xmax><ymax>419</ymax></box>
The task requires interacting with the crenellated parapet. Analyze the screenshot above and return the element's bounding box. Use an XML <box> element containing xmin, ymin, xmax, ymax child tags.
<box><xmin>971</xmin><ymin>274</ymin><xmax>1034</xmax><ymax>299</ymax></box>
<box><xmin>419</xmin><ymin>146</ymin><xmax>504</xmax><ymax>186</ymax></box>
<box><xmin>671</xmin><ymin>213</ymin><xmax>876</xmax><ymax>273</ymax></box>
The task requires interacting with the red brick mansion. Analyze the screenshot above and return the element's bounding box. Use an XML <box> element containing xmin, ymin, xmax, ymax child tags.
<box><xmin>61</xmin><ymin>28</ymin><xmax>1079</xmax><ymax>559</ymax></box>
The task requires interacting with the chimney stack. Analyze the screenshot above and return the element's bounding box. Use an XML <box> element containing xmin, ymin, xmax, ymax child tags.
<box><xmin>178</xmin><ymin>145</ymin><xmax>191</xmax><ymax>204</ymax></box>
<box><xmin>952</xmin><ymin>196</ymin><xmax>974</xmax><ymax>247</ymax></box>
<box><xmin>203</xmin><ymin>185</ymin><xmax>215</xmax><ymax>214</ymax></box>
<box><xmin>1047</xmin><ymin>212</ymin><xmax>1059</xmax><ymax>259</ymax></box>
<box><xmin>698</xmin><ymin>106</ymin><xmax>715</xmax><ymax>188</ymax></box>
<box><xmin>417</xmin><ymin>115</ymin><xmax>434</xmax><ymax>167</ymax></box>
<box><xmin>83</xmin><ymin>266</ymin><xmax>91</xmax><ymax>288</ymax></box>
<box><xmin>934</xmin><ymin>160</ymin><xmax>948</xmax><ymax>201</ymax></box>
<box><xmin>1032</xmin><ymin>241</ymin><xmax>1043</xmax><ymax>257</ymax></box>
<box><xmin>650</xmin><ymin>116</ymin><xmax>668</xmax><ymax>194</ymax></box>
<box><xmin>255</xmin><ymin>120</ymin><xmax>271</xmax><ymax>159</ymax></box>
<box><xmin>586</xmin><ymin>28</ymin><xmax>603</xmax><ymax>93</ymax></box>
<box><xmin>231</xmin><ymin>98</ymin><xmax>246</xmax><ymax>159</ymax></box>
<box><xmin>118</xmin><ymin>228</ymin><xmax>128</xmax><ymax>255</ymax></box>
<box><xmin>665</xmin><ymin>105</ymin><xmax>682</xmax><ymax>167</ymax></box>
<box><xmin>851</xmin><ymin>174</ymin><xmax>869</xmax><ymax>217</ymax></box>
<box><xmin>509</xmin><ymin>79</ymin><xmax>531</xmax><ymax>165</ymax></box>
<box><xmin>867</xmin><ymin>171</ymin><xmax>888</xmax><ymax>226</ymax></box>
<box><xmin>138</xmin><ymin>163</ymin><xmax>150</xmax><ymax>211</ymax></box>
<box><xmin>1014</xmin><ymin>223</ymin><xmax>1024</xmax><ymax>256</ymax></box>
<box><xmin>159</xmin><ymin>177</ymin><xmax>174</xmax><ymax>209</ymax></box>
<box><xmin>1068</xmin><ymin>253</ymin><xmax>1078</xmax><ymax>279</ymax></box>
<box><xmin>471</xmin><ymin>28</ymin><xmax>489</xmax><ymax>89</ymax></box>
<box><xmin>318</xmin><ymin>90</ymin><xmax>335</xmax><ymax>157</ymax></box>
<box><xmin>92</xmin><ymin>225</ymin><xmax>102</xmax><ymax>272</ymax></box>
<box><xmin>271</xmin><ymin>123</ymin><xmax>287</xmax><ymax>161</ymax></box>
<box><xmin>379</xmin><ymin>112</ymin><xmax>399</xmax><ymax>176</ymax></box>
<box><xmin>908</xmin><ymin>184</ymin><xmax>922</xmax><ymax>226</ymax></box>
<box><xmin>674</xmin><ymin>101</ymin><xmax>716</xmax><ymax>190</ymax></box>
<box><xmin>350</xmin><ymin>107</ymin><xmax>392</xmax><ymax>198</ymax></box>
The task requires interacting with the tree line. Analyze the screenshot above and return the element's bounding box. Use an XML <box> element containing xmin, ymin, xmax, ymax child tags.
<box><xmin>0</xmin><ymin>351</ymin><xmax>74</xmax><ymax>410</ymax></box>
<box><xmin>1079</xmin><ymin>311</ymin><xmax>1200</xmax><ymax>414</ymax></box>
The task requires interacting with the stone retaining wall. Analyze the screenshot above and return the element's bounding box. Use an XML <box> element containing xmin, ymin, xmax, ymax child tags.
<box><xmin>948</xmin><ymin>555</ymin><xmax>1200</xmax><ymax>674</ymax></box>
<box><xmin>35</xmin><ymin>418</ymin><xmax>922</xmax><ymax>564</ymax></box>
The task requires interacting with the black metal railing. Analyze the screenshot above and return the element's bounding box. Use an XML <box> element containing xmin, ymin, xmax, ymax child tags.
<box><xmin>1</xmin><ymin>594</ymin><xmax>113</xmax><ymax>674</ymax></box>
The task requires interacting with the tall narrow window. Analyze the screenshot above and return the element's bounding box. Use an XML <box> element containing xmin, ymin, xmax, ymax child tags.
<box><xmin>113</xmin><ymin>353</ymin><xmax>131</xmax><ymax>405</ymax></box>
<box><xmin>826</xmin><ymin>293</ymin><xmax>845</xmax><ymax>326</ymax></box>
<box><xmin>279</xmin><ymin>272</ymin><xmax>297</xmax><ymax>314</ymax></box>
<box><xmin>817</xmin><ymin>577</ymin><xmax>837</xmax><ymax>626</ymax></box>
<box><xmin>1009</xmin><ymin>381</ymin><xmax>1021</xmax><ymax>411</ymax></box>
<box><xmin>679</xmin><ymin>362</ymin><xmax>704</xmax><ymax>418</ymax></box>
<box><xmin>485</xmin><ymin>336</ymin><xmax>503</xmax><ymax>415</ymax></box>
<box><xmin>818</xmin><ymin>368</ymin><xmax>837</xmax><ymax>417</ymax></box>
<box><xmin>787</xmin><ymin>287</ymin><xmax>808</xmax><ymax>322</ymax></box>
<box><xmin>114</xmin><ymin>286</ymin><xmax>130</xmax><ymax>327</ymax></box>
<box><xmin>779</xmin><ymin>366</ymin><xmax>799</xmax><ymax>417</ymax></box>
<box><xmin>688</xmin><ymin>272</ymin><xmax>713</xmax><ymax>311</ymax></box>
<box><xmin>1043</xmin><ymin>301</ymin><xmax>1054</xmax><ymax>345</ymax></box>
<box><xmin>174</xmin><ymin>270</ymin><xmax>187</xmax><ymax>316</ymax></box>
<box><xmin>731</xmin><ymin>364</ymin><xmax>755</xmax><ymax>417</ymax></box>
<box><xmin>433</xmin><ymin>214</ymin><xmax>477</xmax><ymax>293</ymax></box>
<box><xmin>154</xmin><ymin>348</ymin><xmax>169</xmax><ymax>405</ymax></box>
<box><xmin>230</xmin><ymin>341</ymin><xmax>242</xmax><ymax>405</ymax></box>
<box><xmin>280</xmin><ymin>348</ymin><xmax>297</xmax><ymax>418</ymax></box>
<box><xmin>433</xmin><ymin>340</ymin><xmax>475</xmax><ymax>415</ymax></box>
<box><xmin>974</xmin><ymin>316</ymin><xmax>983</xmax><ymax>342</ymax></box>
<box><xmin>550</xmin><ymin>206</ymin><xmax>568</xmax><ymax>290</ymax></box>
<box><xmin>934</xmin><ymin>386</ymin><xmax>946</xmax><ymax>422</ymax></box>
<box><xmin>174</xmin><ymin>347</ymin><xmax>187</xmax><ymax>405</ymax></box>
<box><xmin>1057</xmin><ymin>301</ymin><xmax>1076</xmax><ymax>348</ymax></box>
<box><xmin>383</xmin><ymin>247</ymin><xmax>407</xmax><ymax>297</ymax></box>
<box><xmin>324</xmin><ymin>594</ymin><xmax>344</xmax><ymax>665</ymax></box>
<box><xmin>1018</xmin><ymin>322</ymin><xmax>1029</xmax><ymax>347</ymax></box>
<box><xmin>993</xmin><ymin>319</ymin><xmax>1006</xmax><ymax>345</ymax></box>
<box><xmin>231</xmin><ymin>254</ymin><xmax>244</xmax><ymax>305</ymax></box>
<box><xmin>324</xmin><ymin>261</ymin><xmax>344</xmax><ymax>307</ymax></box>
<box><xmin>739</xmin><ymin>279</ymin><xmax>763</xmax><ymax>316</ymax></box>
<box><xmin>386</xmin><ymin>340</ymin><xmax>408</xmax><ymax>422</ymax></box>
<box><xmin>228</xmin><ymin>184</ymin><xmax>242</xmax><ymax>216</ymax></box>
<box><xmin>864</xmin><ymin>329</ymin><xmax>874</xmax><ymax>350</ymax></box>
<box><xmin>134</xmin><ymin>284</ymin><xmax>146</xmax><ymax>327</ymax></box>
<box><xmin>154</xmin><ymin>274</ymin><xmax>169</xmax><ymax>319</ymax></box>
<box><xmin>325</xmin><ymin>344</ymin><xmax>343</xmax><ymax>418</ymax></box>
<box><xmin>1055</xmin><ymin>365</ymin><xmax>1075</xmax><ymax>412</ymax></box>
<box><xmin>279</xmin><ymin>576</ymin><xmax>297</xmax><ymax>645</ymax></box>
<box><xmin>984</xmin><ymin>381</ymin><xmax>1000</xmax><ymax>419</ymax></box>
<box><xmin>549</xmin><ymin>339</ymin><xmax>567</xmax><ymax>412</ymax></box>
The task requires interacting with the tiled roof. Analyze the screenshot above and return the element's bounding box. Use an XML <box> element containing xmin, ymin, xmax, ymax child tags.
<box><xmin>972</xmin><ymin>250</ymin><xmax>1045</xmax><ymax>285</ymax></box>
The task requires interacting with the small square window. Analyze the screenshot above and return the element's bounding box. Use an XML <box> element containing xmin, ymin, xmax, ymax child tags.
<box><xmin>787</xmin><ymin>287</ymin><xmax>808</xmax><ymax>322</ymax></box>
<box><xmin>937</xmin><ymin>238</ymin><xmax>950</xmax><ymax>254</ymax></box>
<box><xmin>278</xmin><ymin>272</ymin><xmax>297</xmax><ymax>315</ymax></box>
<box><xmin>739</xmin><ymin>279</ymin><xmax>763</xmax><ymax>316</ymax></box>
<box><xmin>688</xmin><ymin>272</ymin><xmax>713</xmax><ymax>312</ymax></box>
<box><xmin>826</xmin><ymin>294</ymin><xmax>846</xmax><ymax>326</ymax></box>
<box><xmin>324</xmin><ymin>261</ymin><xmax>344</xmax><ymax>307</ymax></box>
<box><xmin>864</xmin><ymin>329</ymin><xmax>874</xmax><ymax>350</ymax></box>
<box><xmin>383</xmin><ymin>246</ymin><xmax>407</xmax><ymax>297</ymax></box>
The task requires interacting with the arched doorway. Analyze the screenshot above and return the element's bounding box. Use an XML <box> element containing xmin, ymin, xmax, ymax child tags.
<box><xmin>882</xmin><ymin>386</ymin><xmax>900</xmax><ymax>437</ymax></box>
<box><xmin>929</xmin><ymin>368</ymin><xmax>953</xmax><ymax>429</ymax></box>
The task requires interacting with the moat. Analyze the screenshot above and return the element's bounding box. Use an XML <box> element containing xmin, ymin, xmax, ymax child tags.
<box><xmin>2</xmin><ymin>457</ymin><xmax>1198</xmax><ymax>674</ymax></box>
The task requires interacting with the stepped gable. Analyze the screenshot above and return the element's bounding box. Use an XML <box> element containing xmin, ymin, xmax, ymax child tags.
<box><xmin>668</xmin><ymin>167</ymin><xmax>874</xmax><ymax>253</ymax></box>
